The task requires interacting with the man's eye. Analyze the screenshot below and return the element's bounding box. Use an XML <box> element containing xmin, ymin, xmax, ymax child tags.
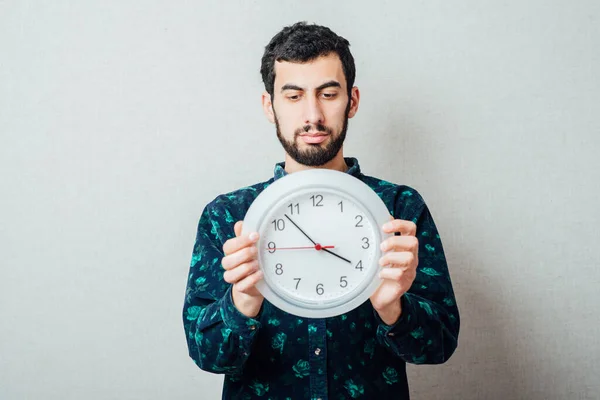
<box><xmin>322</xmin><ymin>93</ymin><xmax>337</xmax><ymax>99</ymax></box>
<box><xmin>288</xmin><ymin>95</ymin><xmax>300</xmax><ymax>101</ymax></box>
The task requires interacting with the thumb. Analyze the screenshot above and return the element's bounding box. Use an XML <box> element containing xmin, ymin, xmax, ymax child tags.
<box><xmin>234</xmin><ymin>221</ymin><xmax>243</xmax><ymax>237</ymax></box>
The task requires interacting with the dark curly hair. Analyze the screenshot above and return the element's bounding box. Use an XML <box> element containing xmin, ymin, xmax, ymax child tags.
<box><xmin>260</xmin><ymin>22</ymin><xmax>356</xmax><ymax>99</ymax></box>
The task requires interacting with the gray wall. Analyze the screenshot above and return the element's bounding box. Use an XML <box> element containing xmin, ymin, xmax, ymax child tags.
<box><xmin>1</xmin><ymin>1</ymin><xmax>599</xmax><ymax>399</ymax></box>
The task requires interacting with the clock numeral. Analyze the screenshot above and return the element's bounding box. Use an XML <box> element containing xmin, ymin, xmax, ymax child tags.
<box><xmin>293</xmin><ymin>277</ymin><xmax>301</xmax><ymax>289</ymax></box>
<box><xmin>310</xmin><ymin>194</ymin><xmax>324</xmax><ymax>207</ymax></box>
<box><xmin>268</xmin><ymin>242</ymin><xmax>276</xmax><ymax>253</ymax></box>
<box><xmin>362</xmin><ymin>237</ymin><xmax>370</xmax><ymax>249</ymax></box>
<box><xmin>288</xmin><ymin>202</ymin><xmax>300</xmax><ymax>215</ymax></box>
<box><xmin>271</xmin><ymin>219</ymin><xmax>285</xmax><ymax>231</ymax></box>
<box><xmin>340</xmin><ymin>276</ymin><xmax>348</xmax><ymax>288</ymax></box>
<box><xmin>355</xmin><ymin>260</ymin><xmax>363</xmax><ymax>271</ymax></box>
<box><xmin>316</xmin><ymin>283</ymin><xmax>324</xmax><ymax>295</ymax></box>
<box><xmin>355</xmin><ymin>215</ymin><xmax>364</xmax><ymax>227</ymax></box>
<box><xmin>338</xmin><ymin>201</ymin><xmax>343</xmax><ymax>212</ymax></box>
<box><xmin>275</xmin><ymin>263</ymin><xmax>283</xmax><ymax>275</ymax></box>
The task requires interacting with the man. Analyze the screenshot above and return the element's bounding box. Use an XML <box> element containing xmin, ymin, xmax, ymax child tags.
<box><xmin>183</xmin><ymin>22</ymin><xmax>460</xmax><ymax>399</ymax></box>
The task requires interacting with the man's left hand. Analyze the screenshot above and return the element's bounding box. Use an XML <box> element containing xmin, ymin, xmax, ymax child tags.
<box><xmin>369</xmin><ymin>217</ymin><xmax>419</xmax><ymax>325</ymax></box>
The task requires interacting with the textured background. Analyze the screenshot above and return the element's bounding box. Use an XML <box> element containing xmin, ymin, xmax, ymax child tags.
<box><xmin>1</xmin><ymin>1</ymin><xmax>599</xmax><ymax>399</ymax></box>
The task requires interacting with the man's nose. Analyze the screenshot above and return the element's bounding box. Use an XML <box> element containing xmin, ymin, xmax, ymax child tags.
<box><xmin>303</xmin><ymin>96</ymin><xmax>324</xmax><ymax>127</ymax></box>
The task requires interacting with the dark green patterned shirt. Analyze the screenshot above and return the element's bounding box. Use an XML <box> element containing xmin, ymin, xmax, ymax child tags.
<box><xmin>183</xmin><ymin>158</ymin><xmax>459</xmax><ymax>399</ymax></box>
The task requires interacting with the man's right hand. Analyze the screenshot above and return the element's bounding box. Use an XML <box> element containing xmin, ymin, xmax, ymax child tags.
<box><xmin>221</xmin><ymin>221</ymin><xmax>264</xmax><ymax>318</ymax></box>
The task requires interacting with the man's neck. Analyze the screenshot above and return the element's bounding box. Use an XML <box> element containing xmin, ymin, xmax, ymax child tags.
<box><xmin>284</xmin><ymin>152</ymin><xmax>348</xmax><ymax>174</ymax></box>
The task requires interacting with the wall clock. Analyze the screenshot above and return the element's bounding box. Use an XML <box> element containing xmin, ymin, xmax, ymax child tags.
<box><xmin>242</xmin><ymin>169</ymin><xmax>392</xmax><ymax>318</ymax></box>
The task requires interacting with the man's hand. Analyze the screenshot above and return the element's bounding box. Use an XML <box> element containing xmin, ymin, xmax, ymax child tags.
<box><xmin>222</xmin><ymin>221</ymin><xmax>264</xmax><ymax>318</ymax></box>
<box><xmin>369</xmin><ymin>217</ymin><xmax>419</xmax><ymax>325</ymax></box>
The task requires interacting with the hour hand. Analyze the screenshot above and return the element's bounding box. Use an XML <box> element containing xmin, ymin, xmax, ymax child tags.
<box><xmin>284</xmin><ymin>214</ymin><xmax>351</xmax><ymax>264</ymax></box>
<box><xmin>321</xmin><ymin>248</ymin><xmax>352</xmax><ymax>264</ymax></box>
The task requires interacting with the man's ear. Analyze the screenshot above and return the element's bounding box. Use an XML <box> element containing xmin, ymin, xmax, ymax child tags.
<box><xmin>347</xmin><ymin>86</ymin><xmax>360</xmax><ymax>119</ymax></box>
<box><xmin>262</xmin><ymin>92</ymin><xmax>275</xmax><ymax>124</ymax></box>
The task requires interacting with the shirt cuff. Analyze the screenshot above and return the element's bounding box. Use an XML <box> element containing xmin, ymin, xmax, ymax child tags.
<box><xmin>375</xmin><ymin>294</ymin><xmax>419</xmax><ymax>339</ymax></box>
<box><xmin>218</xmin><ymin>286</ymin><xmax>262</xmax><ymax>338</ymax></box>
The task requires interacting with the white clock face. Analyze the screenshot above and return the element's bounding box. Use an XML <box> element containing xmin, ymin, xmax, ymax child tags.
<box><xmin>257</xmin><ymin>188</ymin><xmax>379</xmax><ymax>308</ymax></box>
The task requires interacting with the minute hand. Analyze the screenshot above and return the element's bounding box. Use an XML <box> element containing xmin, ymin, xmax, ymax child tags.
<box><xmin>284</xmin><ymin>214</ymin><xmax>317</xmax><ymax>245</ymax></box>
<box><xmin>283</xmin><ymin>214</ymin><xmax>351</xmax><ymax>264</ymax></box>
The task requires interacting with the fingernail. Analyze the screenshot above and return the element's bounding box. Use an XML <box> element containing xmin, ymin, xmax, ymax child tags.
<box><xmin>383</xmin><ymin>222</ymin><xmax>393</xmax><ymax>231</ymax></box>
<box><xmin>380</xmin><ymin>242</ymin><xmax>387</xmax><ymax>251</ymax></box>
<box><xmin>249</xmin><ymin>232</ymin><xmax>259</xmax><ymax>241</ymax></box>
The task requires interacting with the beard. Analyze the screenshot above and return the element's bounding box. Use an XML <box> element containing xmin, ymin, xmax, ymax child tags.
<box><xmin>274</xmin><ymin>105</ymin><xmax>349</xmax><ymax>167</ymax></box>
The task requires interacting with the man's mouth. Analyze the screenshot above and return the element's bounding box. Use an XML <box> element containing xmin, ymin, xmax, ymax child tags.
<box><xmin>300</xmin><ymin>133</ymin><xmax>329</xmax><ymax>144</ymax></box>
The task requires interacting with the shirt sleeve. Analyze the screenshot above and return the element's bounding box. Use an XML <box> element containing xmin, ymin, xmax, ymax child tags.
<box><xmin>374</xmin><ymin>199</ymin><xmax>460</xmax><ymax>364</ymax></box>
<box><xmin>183</xmin><ymin>204</ymin><xmax>262</xmax><ymax>375</ymax></box>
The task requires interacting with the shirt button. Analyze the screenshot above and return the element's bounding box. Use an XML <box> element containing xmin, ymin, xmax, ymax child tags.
<box><xmin>388</xmin><ymin>332</ymin><xmax>395</xmax><ymax>337</ymax></box>
<box><xmin>314</xmin><ymin>348</ymin><xmax>321</xmax><ymax>355</ymax></box>
<box><xmin>249</xmin><ymin>325</ymin><xmax>256</xmax><ymax>330</ymax></box>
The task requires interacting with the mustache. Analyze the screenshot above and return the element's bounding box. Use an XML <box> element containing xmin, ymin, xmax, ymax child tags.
<box><xmin>294</xmin><ymin>124</ymin><xmax>334</xmax><ymax>136</ymax></box>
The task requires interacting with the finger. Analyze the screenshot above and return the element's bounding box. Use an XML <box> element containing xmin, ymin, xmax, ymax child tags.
<box><xmin>379</xmin><ymin>266</ymin><xmax>416</xmax><ymax>284</ymax></box>
<box><xmin>378</xmin><ymin>251</ymin><xmax>415</xmax><ymax>268</ymax></box>
<box><xmin>382</xmin><ymin>219</ymin><xmax>417</xmax><ymax>236</ymax></box>
<box><xmin>222</xmin><ymin>246</ymin><xmax>257</xmax><ymax>270</ymax></box>
<box><xmin>223</xmin><ymin>259</ymin><xmax>260</xmax><ymax>283</ymax></box>
<box><xmin>235</xmin><ymin>270</ymin><xmax>264</xmax><ymax>293</ymax></box>
<box><xmin>380</xmin><ymin>235</ymin><xmax>419</xmax><ymax>253</ymax></box>
<box><xmin>234</xmin><ymin>221</ymin><xmax>243</xmax><ymax>237</ymax></box>
<box><xmin>223</xmin><ymin>231</ymin><xmax>259</xmax><ymax>256</ymax></box>
<box><xmin>378</xmin><ymin>266</ymin><xmax>405</xmax><ymax>281</ymax></box>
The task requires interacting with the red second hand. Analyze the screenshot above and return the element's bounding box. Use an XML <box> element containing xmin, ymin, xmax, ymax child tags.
<box><xmin>266</xmin><ymin>245</ymin><xmax>335</xmax><ymax>250</ymax></box>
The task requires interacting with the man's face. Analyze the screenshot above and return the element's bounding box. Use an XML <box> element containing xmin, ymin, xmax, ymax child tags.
<box><xmin>265</xmin><ymin>53</ymin><xmax>358</xmax><ymax>166</ymax></box>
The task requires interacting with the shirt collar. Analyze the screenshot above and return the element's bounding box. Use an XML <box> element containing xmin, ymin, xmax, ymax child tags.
<box><xmin>273</xmin><ymin>157</ymin><xmax>361</xmax><ymax>181</ymax></box>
